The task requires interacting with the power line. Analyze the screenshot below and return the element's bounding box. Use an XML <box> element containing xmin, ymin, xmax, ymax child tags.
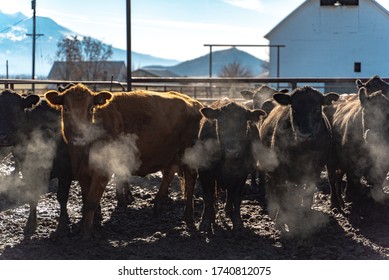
<box><xmin>0</xmin><ymin>17</ymin><xmax>29</xmax><ymax>34</ymax></box>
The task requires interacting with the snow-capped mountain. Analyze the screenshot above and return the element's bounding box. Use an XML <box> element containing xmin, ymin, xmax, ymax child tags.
<box><xmin>0</xmin><ymin>11</ymin><xmax>180</xmax><ymax>77</ymax></box>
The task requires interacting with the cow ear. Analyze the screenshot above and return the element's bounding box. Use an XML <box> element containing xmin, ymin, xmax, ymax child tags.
<box><xmin>356</xmin><ymin>79</ymin><xmax>364</xmax><ymax>89</ymax></box>
<box><xmin>22</xmin><ymin>94</ymin><xmax>40</xmax><ymax>109</ymax></box>
<box><xmin>201</xmin><ymin>107</ymin><xmax>220</xmax><ymax>120</ymax></box>
<box><xmin>323</xmin><ymin>92</ymin><xmax>339</xmax><ymax>105</ymax></box>
<box><xmin>45</xmin><ymin>90</ymin><xmax>63</xmax><ymax>109</ymax></box>
<box><xmin>94</xmin><ymin>91</ymin><xmax>113</xmax><ymax>107</ymax></box>
<box><xmin>359</xmin><ymin>87</ymin><xmax>369</xmax><ymax>106</ymax></box>
<box><xmin>248</xmin><ymin>109</ymin><xmax>266</xmax><ymax>122</ymax></box>
<box><xmin>273</xmin><ymin>93</ymin><xmax>291</xmax><ymax>105</ymax></box>
<box><xmin>279</xmin><ymin>88</ymin><xmax>289</xmax><ymax>93</ymax></box>
<box><xmin>241</xmin><ymin>90</ymin><xmax>254</xmax><ymax>100</ymax></box>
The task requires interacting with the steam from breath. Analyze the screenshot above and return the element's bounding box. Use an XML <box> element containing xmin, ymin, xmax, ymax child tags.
<box><xmin>268</xmin><ymin>182</ymin><xmax>329</xmax><ymax>238</ymax></box>
<box><xmin>89</xmin><ymin>133</ymin><xmax>141</xmax><ymax>181</ymax></box>
<box><xmin>366</xmin><ymin>140</ymin><xmax>389</xmax><ymax>203</ymax></box>
<box><xmin>182</xmin><ymin>139</ymin><xmax>220</xmax><ymax>170</ymax></box>
<box><xmin>251</xmin><ymin>141</ymin><xmax>279</xmax><ymax>172</ymax></box>
<box><xmin>0</xmin><ymin>128</ymin><xmax>57</xmax><ymax>205</ymax></box>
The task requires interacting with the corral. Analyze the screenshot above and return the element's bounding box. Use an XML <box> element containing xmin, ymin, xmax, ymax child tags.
<box><xmin>0</xmin><ymin>78</ymin><xmax>388</xmax><ymax>260</ymax></box>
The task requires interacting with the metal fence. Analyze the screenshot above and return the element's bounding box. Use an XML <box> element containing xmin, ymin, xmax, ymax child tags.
<box><xmin>0</xmin><ymin>77</ymin><xmax>384</xmax><ymax>101</ymax></box>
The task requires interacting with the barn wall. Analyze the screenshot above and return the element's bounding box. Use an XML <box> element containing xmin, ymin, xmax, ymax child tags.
<box><xmin>266</xmin><ymin>0</ymin><xmax>389</xmax><ymax>79</ymax></box>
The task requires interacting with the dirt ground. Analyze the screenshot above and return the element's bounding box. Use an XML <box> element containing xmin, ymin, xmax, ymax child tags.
<box><xmin>0</xmin><ymin>154</ymin><xmax>389</xmax><ymax>260</ymax></box>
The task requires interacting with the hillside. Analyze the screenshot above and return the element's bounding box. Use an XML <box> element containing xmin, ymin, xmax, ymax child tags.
<box><xmin>168</xmin><ymin>47</ymin><xmax>266</xmax><ymax>77</ymax></box>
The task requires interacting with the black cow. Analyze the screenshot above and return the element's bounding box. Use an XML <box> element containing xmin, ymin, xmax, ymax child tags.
<box><xmin>259</xmin><ymin>86</ymin><xmax>339</xmax><ymax>232</ymax></box>
<box><xmin>328</xmin><ymin>87</ymin><xmax>389</xmax><ymax>212</ymax></box>
<box><xmin>197</xmin><ymin>98</ymin><xmax>266</xmax><ymax>232</ymax></box>
<box><xmin>241</xmin><ymin>85</ymin><xmax>289</xmax><ymax>188</ymax></box>
<box><xmin>0</xmin><ymin>89</ymin><xmax>72</xmax><ymax>234</ymax></box>
<box><xmin>356</xmin><ymin>75</ymin><xmax>389</xmax><ymax>97</ymax></box>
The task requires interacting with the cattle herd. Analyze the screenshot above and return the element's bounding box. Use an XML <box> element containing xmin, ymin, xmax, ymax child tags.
<box><xmin>0</xmin><ymin>75</ymin><xmax>388</xmax><ymax>248</ymax></box>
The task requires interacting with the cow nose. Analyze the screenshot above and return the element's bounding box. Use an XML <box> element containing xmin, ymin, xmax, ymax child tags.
<box><xmin>297</xmin><ymin>130</ymin><xmax>313</xmax><ymax>139</ymax></box>
<box><xmin>0</xmin><ymin>133</ymin><xmax>11</xmax><ymax>146</ymax></box>
<box><xmin>225</xmin><ymin>148</ymin><xmax>242</xmax><ymax>159</ymax></box>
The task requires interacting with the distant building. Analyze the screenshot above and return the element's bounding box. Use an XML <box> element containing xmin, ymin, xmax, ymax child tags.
<box><xmin>132</xmin><ymin>68</ymin><xmax>180</xmax><ymax>77</ymax></box>
<box><xmin>47</xmin><ymin>61</ymin><xmax>127</xmax><ymax>81</ymax></box>
<box><xmin>265</xmin><ymin>0</ymin><xmax>389</xmax><ymax>79</ymax></box>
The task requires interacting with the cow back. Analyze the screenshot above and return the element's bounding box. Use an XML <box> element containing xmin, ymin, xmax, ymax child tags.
<box><xmin>95</xmin><ymin>90</ymin><xmax>203</xmax><ymax>176</ymax></box>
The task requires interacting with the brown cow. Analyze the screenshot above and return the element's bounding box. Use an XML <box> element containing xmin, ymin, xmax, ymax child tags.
<box><xmin>327</xmin><ymin>87</ymin><xmax>389</xmax><ymax>212</ymax></box>
<box><xmin>45</xmin><ymin>84</ymin><xmax>203</xmax><ymax>239</ymax></box>
<box><xmin>259</xmin><ymin>86</ymin><xmax>339</xmax><ymax>233</ymax></box>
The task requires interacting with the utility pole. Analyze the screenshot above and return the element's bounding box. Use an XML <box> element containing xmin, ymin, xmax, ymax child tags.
<box><xmin>126</xmin><ymin>0</ymin><xmax>132</xmax><ymax>91</ymax></box>
<box><xmin>26</xmin><ymin>0</ymin><xmax>43</xmax><ymax>91</ymax></box>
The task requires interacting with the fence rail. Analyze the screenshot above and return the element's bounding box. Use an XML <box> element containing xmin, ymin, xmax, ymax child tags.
<box><xmin>0</xmin><ymin>77</ymin><xmax>385</xmax><ymax>101</ymax></box>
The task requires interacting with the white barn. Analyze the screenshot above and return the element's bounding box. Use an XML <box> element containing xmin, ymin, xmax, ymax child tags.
<box><xmin>265</xmin><ymin>0</ymin><xmax>389</xmax><ymax>78</ymax></box>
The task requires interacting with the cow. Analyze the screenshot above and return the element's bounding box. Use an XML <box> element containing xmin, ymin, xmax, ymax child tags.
<box><xmin>45</xmin><ymin>84</ymin><xmax>203</xmax><ymax>240</ymax></box>
<box><xmin>259</xmin><ymin>86</ymin><xmax>339</xmax><ymax>233</ymax></box>
<box><xmin>241</xmin><ymin>84</ymin><xmax>289</xmax><ymax>113</ymax></box>
<box><xmin>327</xmin><ymin>87</ymin><xmax>389</xmax><ymax>213</ymax></box>
<box><xmin>240</xmin><ymin>85</ymin><xmax>289</xmax><ymax>189</ymax></box>
<box><xmin>356</xmin><ymin>75</ymin><xmax>389</xmax><ymax>97</ymax></box>
<box><xmin>196</xmin><ymin>98</ymin><xmax>266</xmax><ymax>232</ymax></box>
<box><xmin>0</xmin><ymin>89</ymin><xmax>73</xmax><ymax>235</ymax></box>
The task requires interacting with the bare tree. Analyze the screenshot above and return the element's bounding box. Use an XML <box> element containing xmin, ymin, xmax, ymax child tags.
<box><xmin>55</xmin><ymin>35</ymin><xmax>113</xmax><ymax>80</ymax></box>
<box><xmin>219</xmin><ymin>61</ymin><xmax>253</xmax><ymax>77</ymax></box>
<box><xmin>217</xmin><ymin>61</ymin><xmax>254</xmax><ymax>98</ymax></box>
<box><xmin>55</xmin><ymin>35</ymin><xmax>83</xmax><ymax>80</ymax></box>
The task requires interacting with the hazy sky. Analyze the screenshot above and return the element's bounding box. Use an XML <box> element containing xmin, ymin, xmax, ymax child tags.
<box><xmin>1</xmin><ymin>0</ymin><xmax>389</xmax><ymax>61</ymax></box>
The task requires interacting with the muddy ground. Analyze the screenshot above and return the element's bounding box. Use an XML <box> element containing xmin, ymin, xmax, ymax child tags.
<box><xmin>0</xmin><ymin>153</ymin><xmax>389</xmax><ymax>260</ymax></box>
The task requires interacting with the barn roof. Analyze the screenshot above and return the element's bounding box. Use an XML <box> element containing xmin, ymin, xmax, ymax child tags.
<box><xmin>47</xmin><ymin>61</ymin><xmax>127</xmax><ymax>81</ymax></box>
<box><xmin>264</xmin><ymin>0</ymin><xmax>389</xmax><ymax>39</ymax></box>
<box><xmin>132</xmin><ymin>68</ymin><xmax>180</xmax><ymax>77</ymax></box>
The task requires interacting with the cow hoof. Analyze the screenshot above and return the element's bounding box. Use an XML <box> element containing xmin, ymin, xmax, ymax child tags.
<box><xmin>199</xmin><ymin>219</ymin><xmax>212</xmax><ymax>233</ymax></box>
<box><xmin>117</xmin><ymin>193</ymin><xmax>135</xmax><ymax>207</ymax></box>
<box><xmin>153</xmin><ymin>202</ymin><xmax>163</xmax><ymax>217</ymax></box>
<box><xmin>79</xmin><ymin>229</ymin><xmax>95</xmax><ymax>241</ymax></box>
<box><xmin>53</xmin><ymin>220</ymin><xmax>71</xmax><ymax>237</ymax></box>
<box><xmin>24</xmin><ymin>218</ymin><xmax>37</xmax><ymax>236</ymax></box>
<box><xmin>183</xmin><ymin>209</ymin><xmax>194</xmax><ymax>224</ymax></box>
<box><xmin>232</xmin><ymin>218</ymin><xmax>243</xmax><ymax>232</ymax></box>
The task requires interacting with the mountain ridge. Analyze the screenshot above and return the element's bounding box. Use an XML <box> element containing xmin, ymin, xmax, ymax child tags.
<box><xmin>0</xmin><ymin>11</ymin><xmax>266</xmax><ymax>77</ymax></box>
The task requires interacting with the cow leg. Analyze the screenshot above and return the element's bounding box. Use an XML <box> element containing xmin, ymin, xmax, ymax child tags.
<box><xmin>55</xmin><ymin>170</ymin><xmax>73</xmax><ymax>234</ymax></box>
<box><xmin>199</xmin><ymin>170</ymin><xmax>216</xmax><ymax>232</ymax></box>
<box><xmin>24</xmin><ymin>200</ymin><xmax>38</xmax><ymax>235</ymax></box>
<box><xmin>181</xmin><ymin>165</ymin><xmax>196</xmax><ymax>224</ymax></box>
<box><xmin>116</xmin><ymin>180</ymin><xmax>134</xmax><ymax>207</ymax></box>
<box><xmin>345</xmin><ymin>171</ymin><xmax>365</xmax><ymax>205</ymax></box>
<box><xmin>326</xmin><ymin>165</ymin><xmax>344</xmax><ymax>210</ymax></box>
<box><xmin>227</xmin><ymin>181</ymin><xmax>244</xmax><ymax>231</ymax></box>
<box><xmin>80</xmin><ymin>174</ymin><xmax>109</xmax><ymax>240</ymax></box>
<box><xmin>153</xmin><ymin>167</ymin><xmax>176</xmax><ymax>217</ymax></box>
<box><xmin>265</xmin><ymin>178</ymin><xmax>281</xmax><ymax>221</ymax></box>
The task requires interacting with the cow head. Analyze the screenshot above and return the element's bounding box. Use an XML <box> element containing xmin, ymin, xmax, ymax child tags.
<box><xmin>359</xmin><ymin>87</ymin><xmax>389</xmax><ymax>144</ymax></box>
<box><xmin>45</xmin><ymin>83</ymin><xmax>113</xmax><ymax>146</ymax></box>
<box><xmin>241</xmin><ymin>85</ymin><xmax>289</xmax><ymax>109</ymax></box>
<box><xmin>0</xmin><ymin>90</ymin><xmax>40</xmax><ymax>146</ymax></box>
<box><xmin>273</xmin><ymin>86</ymin><xmax>339</xmax><ymax>140</ymax></box>
<box><xmin>201</xmin><ymin>102</ymin><xmax>266</xmax><ymax>159</ymax></box>
<box><xmin>356</xmin><ymin>75</ymin><xmax>389</xmax><ymax>97</ymax></box>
